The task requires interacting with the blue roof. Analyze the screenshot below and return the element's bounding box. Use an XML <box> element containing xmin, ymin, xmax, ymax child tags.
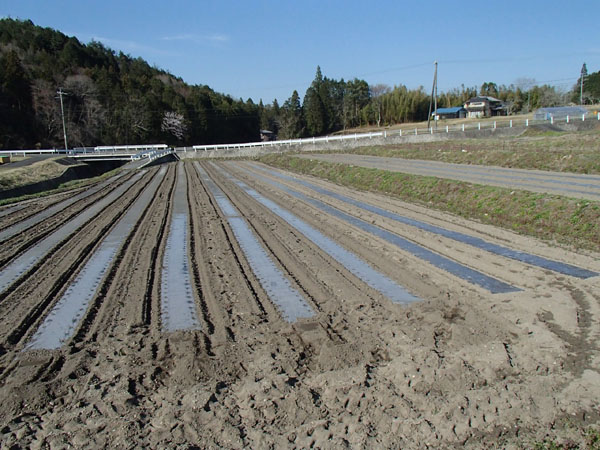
<box><xmin>436</xmin><ymin>107</ymin><xmax>465</xmax><ymax>114</ymax></box>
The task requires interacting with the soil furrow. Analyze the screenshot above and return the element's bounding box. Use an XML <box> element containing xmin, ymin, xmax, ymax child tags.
<box><xmin>0</xmin><ymin>159</ymin><xmax>599</xmax><ymax>449</ymax></box>
<box><xmin>0</xmin><ymin>170</ymin><xmax>154</xmax><ymax>348</ymax></box>
<box><xmin>0</xmin><ymin>172</ymin><xmax>134</xmax><ymax>269</ymax></box>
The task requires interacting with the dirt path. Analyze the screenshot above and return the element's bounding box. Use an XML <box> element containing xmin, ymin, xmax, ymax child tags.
<box><xmin>0</xmin><ymin>161</ymin><xmax>599</xmax><ymax>448</ymax></box>
<box><xmin>299</xmin><ymin>153</ymin><xmax>600</xmax><ymax>201</ymax></box>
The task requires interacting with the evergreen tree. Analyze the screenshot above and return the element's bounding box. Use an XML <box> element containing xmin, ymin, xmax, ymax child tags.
<box><xmin>279</xmin><ymin>90</ymin><xmax>304</xmax><ymax>139</ymax></box>
<box><xmin>303</xmin><ymin>67</ymin><xmax>327</xmax><ymax>136</ymax></box>
<box><xmin>0</xmin><ymin>49</ymin><xmax>33</xmax><ymax>147</ymax></box>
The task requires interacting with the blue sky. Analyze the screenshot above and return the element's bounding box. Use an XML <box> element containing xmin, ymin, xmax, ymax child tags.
<box><xmin>1</xmin><ymin>0</ymin><xmax>598</xmax><ymax>104</ymax></box>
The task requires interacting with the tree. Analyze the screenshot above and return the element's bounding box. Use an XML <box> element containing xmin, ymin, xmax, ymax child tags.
<box><xmin>303</xmin><ymin>67</ymin><xmax>327</xmax><ymax>136</ymax></box>
<box><xmin>369</xmin><ymin>84</ymin><xmax>390</xmax><ymax>127</ymax></box>
<box><xmin>480</xmin><ymin>82</ymin><xmax>499</xmax><ymax>98</ymax></box>
<box><xmin>0</xmin><ymin>49</ymin><xmax>33</xmax><ymax>148</ymax></box>
<box><xmin>572</xmin><ymin>64</ymin><xmax>600</xmax><ymax>105</ymax></box>
<box><xmin>582</xmin><ymin>71</ymin><xmax>600</xmax><ymax>104</ymax></box>
<box><xmin>279</xmin><ymin>90</ymin><xmax>304</xmax><ymax>139</ymax></box>
<box><xmin>161</xmin><ymin>111</ymin><xmax>187</xmax><ymax>142</ymax></box>
<box><xmin>63</xmin><ymin>74</ymin><xmax>107</xmax><ymax>146</ymax></box>
<box><xmin>344</xmin><ymin>78</ymin><xmax>370</xmax><ymax>128</ymax></box>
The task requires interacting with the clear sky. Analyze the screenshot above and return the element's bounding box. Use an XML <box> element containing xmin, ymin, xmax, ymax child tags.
<box><xmin>1</xmin><ymin>0</ymin><xmax>598</xmax><ymax>104</ymax></box>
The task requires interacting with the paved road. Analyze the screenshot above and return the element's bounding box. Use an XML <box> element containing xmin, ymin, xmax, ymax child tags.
<box><xmin>0</xmin><ymin>155</ymin><xmax>58</xmax><ymax>170</ymax></box>
<box><xmin>299</xmin><ymin>154</ymin><xmax>600</xmax><ymax>201</ymax></box>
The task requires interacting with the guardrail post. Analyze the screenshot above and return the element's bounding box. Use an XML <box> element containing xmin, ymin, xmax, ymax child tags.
<box><xmin>415</xmin><ymin>128</ymin><xmax>418</xmax><ymax>135</ymax></box>
<box><xmin>526</xmin><ymin>119</ymin><xmax>529</xmax><ymax>127</ymax></box>
<box><xmin>478</xmin><ymin>122</ymin><xmax>481</xmax><ymax>130</ymax></box>
<box><xmin>384</xmin><ymin>130</ymin><xmax>387</xmax><ymax>138</ymax></box>
<box><xmin>462</xmin><ymin>124</ymin><xmax>465</xmax><ymax>132</ymax></box>
<box><xmin>399</xmin><ymin>129</ymin><xmax>402</xmax><ymax>137</ymax></box>
<box><xmin>510</xmin><ymin>119</ymin><xmax>512</xmax><ymax>128</ymax></box>
<box><xmin>493</xmin><ymin>121</ymin><xmax>496</xmax><ymax>129</ymax></box>
<box><xmin>582</xmin><ymin>114</ymin><xmax>585</xmax><ymax>122</ymax></box>
<box><xmin>446</xmin><ymin>125</ymin><xmax>449</xmax><ymax>133</ymax></box>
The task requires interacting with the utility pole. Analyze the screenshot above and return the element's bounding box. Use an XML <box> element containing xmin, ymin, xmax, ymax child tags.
<box><xmin>434</xmin><ymin>61</ymin><xmax>438</xmax><ymax>130</ymax></box>
<box><xmin>580</xmin><ymin>63</ymin><xmax>587</xmax><ymax>105</ymax></box>
<box><xmin>427</xmin><ymin>61</ymin><xmax>438</xmax><ymax>129</ymax></box>
<box><xmin>56</xmin><ymin>88</ymin><xmax>69</xmax><ymax>150</ymax></box>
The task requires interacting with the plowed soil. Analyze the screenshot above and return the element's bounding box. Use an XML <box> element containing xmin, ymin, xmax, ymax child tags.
<box><xmin>0</xmin><ymin>161</ymin><xmax>599</xmax><ymax>449</ymax></box>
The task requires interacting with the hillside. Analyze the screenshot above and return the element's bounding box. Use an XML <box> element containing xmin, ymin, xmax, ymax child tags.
<box><xmin>0</xmin><ymin>18</ymin><xmax>260</xmax><ymax>149</ymax></box>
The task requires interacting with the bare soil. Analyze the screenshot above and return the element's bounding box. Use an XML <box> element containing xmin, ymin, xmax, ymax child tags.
<box><xmin>0</xmin><ymin>161</ymin><xmax>599</xmax><ymax>448</ymax></box>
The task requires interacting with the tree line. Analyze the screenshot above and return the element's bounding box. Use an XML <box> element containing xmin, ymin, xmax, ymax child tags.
<box><xmin>263</xmin><ymin>67</ymin><xmax>599</xmax><ymax>140</ymax></box>
<box><xmin>0</xmin><ymin>18</ymin><xmax>260</xmax><ymax>149</ymax></box>
<box><xmin>1</xmin><ymin>19</ymin><xmax>598</xmax><ymax>149</ymax></box>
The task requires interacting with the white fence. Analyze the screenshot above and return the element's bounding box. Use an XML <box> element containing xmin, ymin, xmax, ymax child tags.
<box><xmin>2</xmin><ymin>112</ymin><xmax>598</xmax><ymax>157</ymax></box>
<box><xmin>182</xmin><ymin>113</ymin><xmax>600</xmax><ymax>153</ymax></box>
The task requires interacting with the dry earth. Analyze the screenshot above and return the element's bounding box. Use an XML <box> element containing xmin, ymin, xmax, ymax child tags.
<box><xmin>0</xmin><ymin>160</ymin><xmax>599</xmax><ymax>449</ymax></box>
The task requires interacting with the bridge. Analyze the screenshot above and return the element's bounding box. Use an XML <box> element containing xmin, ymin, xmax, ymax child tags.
<box><xmin>0</xmin><ymin>144</ymin><xmax>177</xmax><ymax>169</ymax></box>
<box><xmin>73</xmin><ymin>144</ymin><xmax>178</xmax><ymax>168</ymax></box>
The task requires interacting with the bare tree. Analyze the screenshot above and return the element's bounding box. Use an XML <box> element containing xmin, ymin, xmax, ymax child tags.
<box><xmin>161</xmin><ymin>111</ymin><xmax>187</xmax><ymax>141</ymax></box>
<box><xmin>63</xmin><ymin>74</ymin><xmax>106</xmax><ymax>146</ymax></box>
<box><xmin>31</xmin><ymin>79</ymin><xmax>61</xmax><ymax>145</ymax></box>
<box><xmin>370</xmin><ymin>84</ymin><xmax>391</xmax><ymax>127</ymax></box>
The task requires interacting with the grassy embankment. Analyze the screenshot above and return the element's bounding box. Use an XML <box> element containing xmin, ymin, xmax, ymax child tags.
<box><xmin>260</xmin><ymin>129</ymin><xmax>600</xmax><ymax>251</ymax></box>
<box><xmin>0</xmin><ymin>158</ymin><xmax>121</xmax><ymax>206</ymax></box>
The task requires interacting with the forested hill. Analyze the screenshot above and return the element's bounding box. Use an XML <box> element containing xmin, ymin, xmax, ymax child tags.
<box><xmin>1</xmin><ymin>19</ymin><xmax>596</xmax><ymax>150</ymax></box>
<box><xmin>0</xmin><ymin>18</ymin><xmax>261</xmax><ymax>149</ymax></box>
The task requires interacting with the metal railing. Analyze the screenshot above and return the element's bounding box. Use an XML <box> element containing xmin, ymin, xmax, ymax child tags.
<box><xmin>0</xmin><ymin>144</ymin><xmax>169</xmax><ymax>157</ymax></box>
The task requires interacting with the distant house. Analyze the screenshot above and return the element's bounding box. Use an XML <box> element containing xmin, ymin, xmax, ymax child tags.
<box><xmin>431</xmin><ymin>106</ymin><xmax>467</xmax><ymax>120</ymax></box>
<box><xmin>260</xmin><ymin>130</ymin><xmax>276</xmax><ymax>141</ymax></box>
<box><xmin>464</xmin><ymin>96</ymin><xmax>507</xmax><ymax>118</ymax></box>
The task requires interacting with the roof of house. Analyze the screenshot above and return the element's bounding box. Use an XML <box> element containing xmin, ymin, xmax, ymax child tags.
<box><xmin>466</xmin><ymin>96</ymin><xmax>503</xmax><ymax>104</ymax></box>
<box><xmin>436</xmin><ymin>106</ymin><xmax>465</xmax><ymax>114</ymax></box>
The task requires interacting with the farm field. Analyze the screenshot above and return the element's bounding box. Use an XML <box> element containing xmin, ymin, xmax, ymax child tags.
<box><xmin>0</xmin><ymin>160</ymin><xmax>599</xmax><ymax>448</ymax></box>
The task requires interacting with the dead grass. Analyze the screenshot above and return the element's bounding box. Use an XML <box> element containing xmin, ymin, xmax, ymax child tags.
<box><xmin>260</xmin><ymin>154</ymin><xmax>600</xmax><ymax>251</ymax></box>
<box><xmin>0</xmin><ymin>158</ymin><xmax>71</xmax><ymax>191</ymax></box>
<box><xmin>328</xmin><ymin>126</ymin><xmax>600</xmax><ymax>174</ymax></box>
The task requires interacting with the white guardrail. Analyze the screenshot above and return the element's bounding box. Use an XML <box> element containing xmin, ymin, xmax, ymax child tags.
<box><xmin>0</xmin><ymin>144</ymin><xmax>169</xmax><ymax>158</ymax></box>
<box><xmin>183</xmin><ymin>113</ymin><xmax>600</xmax><ymax>153</ymax></box>
<box><xmin>2</xmin><ymin>113</ymin><xmax>598</xmax><ymax>157</ymax></box>
<box><xmin>131</xmin><ymin>148</ymin><xmax>174</xmax><ymax>162</ymax></box>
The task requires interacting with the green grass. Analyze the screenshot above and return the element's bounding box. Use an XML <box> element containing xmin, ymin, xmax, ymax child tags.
<box><xmin>259</xmin><ymin>154</ymin><xmax>600</xmax><ymax>251</ymax></box>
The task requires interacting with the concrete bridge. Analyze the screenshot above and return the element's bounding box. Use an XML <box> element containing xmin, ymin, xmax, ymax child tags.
<box><xmin>73</xmin><ymin>145</ymin><xmax>178</xmax><ymax>168</ymax></box>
